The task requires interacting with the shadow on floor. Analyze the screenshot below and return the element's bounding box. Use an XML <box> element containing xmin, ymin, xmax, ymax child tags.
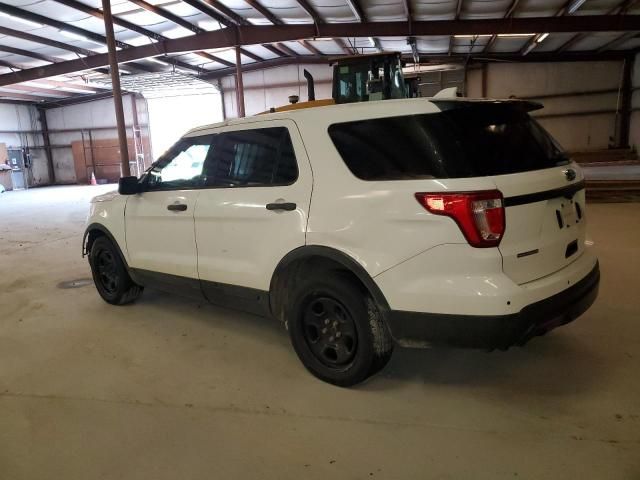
<box><xmin>371</xmin><ymin>329</ymin><xmax>604</xmax><ymax>397</ymax></box>
<box><xmin>135</xmin><ymin>288</ymin><xmax>605</xmax><ymax>398</ymax></box>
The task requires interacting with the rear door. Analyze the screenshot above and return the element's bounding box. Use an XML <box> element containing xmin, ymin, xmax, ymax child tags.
<box><xmin>194</xmin><ymin>120</ymin><xmax>312</xmax><ymax>310</ymax></box>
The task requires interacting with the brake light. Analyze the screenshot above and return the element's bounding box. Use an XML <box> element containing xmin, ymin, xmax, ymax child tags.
<box><xmin>415</xmin><ymin>190</ymin><xmax>505</xmax><ymax>248</ymax></box>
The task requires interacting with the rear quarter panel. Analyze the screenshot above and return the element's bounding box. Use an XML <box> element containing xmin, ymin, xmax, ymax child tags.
<box><xmin>295</xmin><ymin>101</ymin><xmax>498</xmax><ymax>277</ymax></box>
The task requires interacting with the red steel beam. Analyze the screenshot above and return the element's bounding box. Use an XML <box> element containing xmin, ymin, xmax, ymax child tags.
<box><xmin>1</xmin><ymin>83</ymin><xmax>75</xmax><ymax>97</ymax></box>
<box><xmin>0</xmin><ymin>16</ymin><xmax>639</xmax><ymax>86</ymax></box>
<box><xmin>0</xmin><ymin>89</ymin><xmax>49</xmax><ymax>101</ymax></box>
<box><xmin>482</xmin><ymin>0</ymin><xmax>522</xmax><ymax>54</ymax></box>
<box><xmin>101</xmin><ymin>0</ymin><xmax>130</xmax><ymax>177</ymax></box>
<box><xmin>0</xmin><ymin>25</ymin><xmax>96</xmax><ymax>57</ymax></box>
<box><xmin>557</xmin><ymin>0</ymin><xmax>640</xmax><ymax>52</ymax></box>
<box><xmin>53</xmin><ymin>0</ymin><xmax>216</xmax><ymax>72</ymax></box>
<box><xmin>0</xmin><ymin>45</ymin><xmax>63</xmax><ymax>64</ymax></box>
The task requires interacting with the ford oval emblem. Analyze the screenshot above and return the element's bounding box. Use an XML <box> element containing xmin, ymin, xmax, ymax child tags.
<box><xmin>564</xmin><ymin>168</ymin><xmax>577</xmax><ymax>181</ymax></box>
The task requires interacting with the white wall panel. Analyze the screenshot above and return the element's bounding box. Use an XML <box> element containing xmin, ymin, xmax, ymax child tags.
<box><xmin>0</xmin><ymin>103</ymin><xmax>47</xmax><ymax>186</ymax></box>
<box><xmin>223</xmin><ymin>63</ymin><xmax>333</xmax><ymax>118</ymax></box>
<box><xmin>467</xmin><ymin>60</ymin><xmax>626</xmax><ymax>151</ymax></box>
<box><xmin>45</xmin><ymin>94</ymin><xmax>139</xmax><ymax>184</ymax></box>
<box><xmin>223</xmin><ymin>59</ymin><xmax>632</xmax><ymax>152</ymax></box>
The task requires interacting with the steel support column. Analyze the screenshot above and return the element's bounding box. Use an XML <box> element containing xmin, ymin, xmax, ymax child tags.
<box><xmin>218</xmin><ymin>79</ymin><xmax>227</xmax><ymax>120</ymax></box>
<box><xmin>37</xmin><ymin>107</ymin><xmax>55</xmax><ymax>184</ymax></box>
<box><xmin>616</xmin><ymin>55</ymin><xmax>634</xmax><ymax>148</ymax></box>
<box><xmin>481</xmin><ymin>63</ymin><xmax>488</xmax><ymax>98</ymax></box>
<box><xmin>101</xmin><ymin>0</ymin><xmax>130</xmax><ymax>177</ymax></box>
<box><xmin>235</xmin><ymin>46</ymin><xmax>245</xmax><ymax>118</ymax></box>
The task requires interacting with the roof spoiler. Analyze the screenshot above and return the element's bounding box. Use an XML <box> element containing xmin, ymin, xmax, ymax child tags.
<box><xmin>433</xmin><ymin>87</ymin><xmax>459</xmax><ymax>98</ymax></box>
<box><xmin>431</xmin><ymin>98</ymin><xmax>544</xmax><ymax>113</ymax></box>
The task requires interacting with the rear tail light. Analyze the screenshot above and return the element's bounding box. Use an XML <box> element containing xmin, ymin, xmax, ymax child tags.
<box><xmin>415</xmin><ymin>190</ymin><xmax>505</xmax><ymax>248</ymax></box>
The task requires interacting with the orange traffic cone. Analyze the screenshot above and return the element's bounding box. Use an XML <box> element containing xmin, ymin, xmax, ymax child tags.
<box><xmin>90</xmin><ymin>171</ymin><xmax>97</xmax><ymax>185</ymax></box>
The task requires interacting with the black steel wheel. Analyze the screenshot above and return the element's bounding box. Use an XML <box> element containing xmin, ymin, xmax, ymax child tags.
<box><xmin>89</xmin><ymin>236</ymin><xmax>143</xmax><ymax>305</ymax></box>
<box><xmin>287</xmin><ymin>273</ymin><xmax>393</xmax><ymax>387</ymax></box>
<box><xmin>302</xmin><ymin>296</ymin><xmax>358</xmax><ymax>368</ymax></box>
<box><xmin>95</xmin><ymin>248</ymin><xmax>119</xmax><ymax>295</ymax></box>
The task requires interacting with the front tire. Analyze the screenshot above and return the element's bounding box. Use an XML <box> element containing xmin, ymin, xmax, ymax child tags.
<box><xmin>89</xmin><ymin>236</ymin><xmax>143</xmax><ymax>305</ymax></box>
<box><xmin>287</xmin><ymin>273</ymin><xmax>393</xmax><ymax>387</ymax></box>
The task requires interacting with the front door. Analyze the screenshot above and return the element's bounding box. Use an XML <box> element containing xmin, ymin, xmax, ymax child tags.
<box><xmin>194</xmin><ymin>121</ymin><xmax>312</xmax><ymax>312</ymax></box>
<box><xmin>125</xmin><ymin>135</ymin><xmax>215</xmax><ymax>282</ymax></box>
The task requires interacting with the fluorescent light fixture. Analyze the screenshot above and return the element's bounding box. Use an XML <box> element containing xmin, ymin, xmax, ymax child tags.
<box><xmin>454</xmin><ymin>34</ymin><xmax>492</xmax><ymax>38</ymax></box>
<box><xmin>59</xmin><ymin>29</ymin><xmax>89</xmax><ymax>41</ymax></box>
<box><xmin>0</xmin><ymin>12</ymin><xmax>44</xmax><ymax>28</ymax></box>
<box><xmin>59</xmin><ymin>30</ymin><xmax>106</xmax><ymax>46</ymax></box>
<box><xmin>146</xmin><ymin>57</ymin><xmax>169</xmax><ymax>65</ymax></box>
<box><xmin>567</xmin><ymin>0</ymin><xmax>587</xmax><ymax>14</ymax></box>
<box><xmin>536</xmin><ymin>32</ymin><xmax>550</xmax><ymax>43</ymax></box>
<box><xmin>162</xmin><ymin>27</ymin><xmax>192</xmax><ymax>39</ymax></box>
<box><xmin>23</xmin><ymin>81</ymin><xmax>52</xmax><ymax>88</ymax></box>
<box><xmin>197</xmin><ymin>20</ymin><xmax>222</xmax><ymax>31</ymax></box>
<box><xmin>497</xmin><ymin>33</ymin><xmax>535</xmax><ymax>38</ymax></box>
<box><xmin>63</xmin><ymin>85</ymin><xmax>98</xmax><ymax>92</ymax></box>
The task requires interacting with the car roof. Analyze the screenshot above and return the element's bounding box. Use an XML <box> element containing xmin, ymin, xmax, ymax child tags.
<box><xmin>185</xmin><ymin>98</ymin><xmax>440</xmax><ymax>136</ymax></box>
<box><xmin>184</xmin><ymin>97</ymin><xmax>543</xmax><ymax>136</ymax></box>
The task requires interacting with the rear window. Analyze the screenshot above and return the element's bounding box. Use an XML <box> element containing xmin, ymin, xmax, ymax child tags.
<box><xmin>327</xmin><ymin>104</ymin><xmax>569</xmax><ymax>181</ymax></box>
<box><xmin>207</xmin><ymin>127</ymin><xmax>298</xmax><ymax>187</ymax></box>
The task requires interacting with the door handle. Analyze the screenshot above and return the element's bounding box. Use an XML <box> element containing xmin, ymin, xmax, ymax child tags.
<box><xmin>266</xmin><ymin>202</ymin><xmax>296</xmax><ymax>211</ymax></box>
<box><xmin>167</xmin><ymin>203</ymin><xmax>188</xmax><ymax>212</ymax></box>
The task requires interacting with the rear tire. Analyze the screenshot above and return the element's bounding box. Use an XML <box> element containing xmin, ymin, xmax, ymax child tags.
<box><xmin>286</xmin><ymin>273</ymin><xmax>393</xmax><ymax>387</ymax></box>
<box><xmin>89</xmin><ymin>236</ymin><xmax>143</xmax><ymax>305</ymax></box>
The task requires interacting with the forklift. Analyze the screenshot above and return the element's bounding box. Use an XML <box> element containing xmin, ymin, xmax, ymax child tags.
<box><xmin>268</xmin><ymin>52</ymin><xmax>418</xmax><ymax>113</ymax></box>
<box><xmin>331</xmin><ymin>51</ymin><xmax>408</xmax><ymax>103</ymax></box>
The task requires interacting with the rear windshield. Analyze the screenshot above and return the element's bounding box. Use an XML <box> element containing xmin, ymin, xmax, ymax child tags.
<box><xmin>327</xmin><ymin>104</ymin><xmax>569</xmax><ymax>180</ymax></box>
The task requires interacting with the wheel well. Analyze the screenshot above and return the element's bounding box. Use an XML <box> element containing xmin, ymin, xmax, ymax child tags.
<box><xmin>269</xmin><ymin>253</ymin><xmax>387</xmax><ymax>323</ymax></box>
<box><xmin>84</xmin><ymin>228</ymin><xmax>106</xmax><ymax>256</ymax></box>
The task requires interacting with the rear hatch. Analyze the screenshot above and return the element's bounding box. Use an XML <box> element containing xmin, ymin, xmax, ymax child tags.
<box><xmin>432</xmin><ymin>100</ymin><xmax>586</xmax><ymax>284</ymax></box>
<box><xmin>328</xmin><ymin>99</ymin><xmax>585</xmax><ymax>285</ymax></box>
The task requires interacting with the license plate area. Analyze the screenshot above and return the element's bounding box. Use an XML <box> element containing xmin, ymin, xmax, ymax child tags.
<box><xmin>555</xmin><ymin>198</ymin><xmax>580</xmax><ymax>229</ymax></box>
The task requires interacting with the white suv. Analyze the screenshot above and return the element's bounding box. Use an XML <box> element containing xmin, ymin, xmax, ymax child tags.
<box><xmin>84</xmin><ymin>98</ymin><xmax>600</xmax><ymax>386</ymax></box>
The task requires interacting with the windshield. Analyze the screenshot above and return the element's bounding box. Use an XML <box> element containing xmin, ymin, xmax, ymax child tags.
<box><xmin>328</xmin><ymin>103</ymin><xmax>569</xmax><ymax>181</ymax></box>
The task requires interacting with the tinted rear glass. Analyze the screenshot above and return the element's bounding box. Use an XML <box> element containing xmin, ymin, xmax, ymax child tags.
<box><xmin>328</xmin><ymin>104</ymin><xmax>569</xmax><ymax>181</ymax></box>
<box><xmin>206</xmin><ymin>127</ymin><xmax>298</xmax><ymax>187</ymax></box>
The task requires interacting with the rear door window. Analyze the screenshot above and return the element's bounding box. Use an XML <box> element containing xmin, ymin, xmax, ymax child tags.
<box><xmin>206</xmin><ymin>127</ymin><xmax>298</xmax><ymax>187</ymax></box>
<box><xmin>328</xmin><ymin>103</ymin><xmax>569</xmax><ymax>181</ymax></box>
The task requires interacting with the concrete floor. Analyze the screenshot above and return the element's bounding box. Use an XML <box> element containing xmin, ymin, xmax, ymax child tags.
<box><xmin>1</xmin><ymin>185</ymin><xmax>639</xmax><ymax>479</ymax></box>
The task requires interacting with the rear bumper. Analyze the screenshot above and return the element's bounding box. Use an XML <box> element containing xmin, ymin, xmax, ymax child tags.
<box><xmin>386</xmin><ymin>261</ymin><xmax>600</xmax><ymax>349</ymax></box>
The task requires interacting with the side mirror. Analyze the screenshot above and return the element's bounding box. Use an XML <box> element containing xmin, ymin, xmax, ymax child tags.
<box><xmin>118</xmin><ymin>176</ymin><xmax>141</xmax><ymax>195</ymax></box>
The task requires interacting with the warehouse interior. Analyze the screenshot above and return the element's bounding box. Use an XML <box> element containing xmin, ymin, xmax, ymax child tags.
<box><xmin>1</xmin><ymin>0</ymin><xmax>639</xmax><ymax>478</ymax></box>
